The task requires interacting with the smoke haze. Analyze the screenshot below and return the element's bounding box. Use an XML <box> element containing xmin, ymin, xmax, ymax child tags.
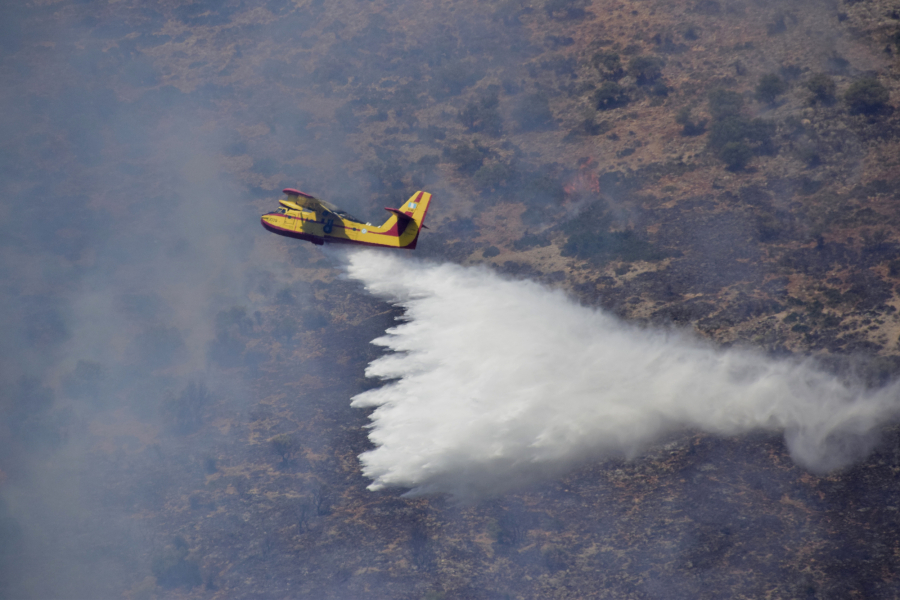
<box><xmin>347</xmin><ymin>249</ymin><xmax>900</xmax><ymax>496</ymax></box>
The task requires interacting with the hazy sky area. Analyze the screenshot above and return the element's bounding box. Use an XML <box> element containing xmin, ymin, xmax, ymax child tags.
<box><xmin>1</xmin><ymin>0</ymin><xmax>899</xmax><ymax>598</ymax></box>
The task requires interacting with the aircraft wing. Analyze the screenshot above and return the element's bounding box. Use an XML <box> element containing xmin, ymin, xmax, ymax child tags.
<box><xmin>282</xmin><ymin>188</ymin><xmax>364</xmax><ymax>223</ymax></box>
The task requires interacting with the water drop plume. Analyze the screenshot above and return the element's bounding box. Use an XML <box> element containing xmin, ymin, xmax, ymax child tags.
<box><xmin>343</xmin><ymin>249</ymin><xmax>900</xmax><ymax>497</ymax></box>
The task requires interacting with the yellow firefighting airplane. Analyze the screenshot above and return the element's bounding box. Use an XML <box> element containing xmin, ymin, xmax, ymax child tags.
<box><xmin>261</xmin><ymin>188</ymin><xmax>432</xmax><ymax>249</ymax></box>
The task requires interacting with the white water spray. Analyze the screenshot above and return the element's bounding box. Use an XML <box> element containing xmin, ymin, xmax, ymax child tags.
<box><xmin>344</xmin><ymin>250</ymin><xmax>900</xmax><ymax>496</ymax></box>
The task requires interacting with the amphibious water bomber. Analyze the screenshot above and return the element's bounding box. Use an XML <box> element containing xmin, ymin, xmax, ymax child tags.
<box><xmin>261</xmin><ymin>188</ymin><xmax>432</xmax><ymax>249</ymax></box>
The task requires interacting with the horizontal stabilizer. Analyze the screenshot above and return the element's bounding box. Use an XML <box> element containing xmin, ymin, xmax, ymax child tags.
<box><xmin>384</xmin><ymin>207</ymin><xmax>414</xmax><ymax>233</ymax></box>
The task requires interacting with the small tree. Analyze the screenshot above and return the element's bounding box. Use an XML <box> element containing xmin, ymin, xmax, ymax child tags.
<box><xmin>163</xmin><ymin>382</ymin><xmax>211</xmax><ymax>435</ymax></box>
<box><xmin>675</xmin><ymin>107</ymin><xmax>707</xmax><ymax>136</ymax></box>
<box><xmin>595</xmin><ymin>81</ymin><xmax>629</xmax><ymax>110</ymax></box>
<box><xmin>443</xmin><ymin>141</ymin><xmax>490</xmax><ymax>174</ymax></box>
<box><xmin>592</xmin><ymin>50</ymin><xmax>623</xmax><ymax>80</ymax></box>
<box><xmin>805</xmin><ymin>72</ymin><xmax>836</xmax><ymax>104</ymax></box>
<box><xmin>720</xmin><ymin>141</ymin><xmax>754</xmax><ymax>171</ymax></box>
<box><xmin>844</xmin><ymin>77</ymin><xmax>890</xmax><ymax>115</ymax></box>
<box><xmin>270</xmin><ymin>433</ymin><xmax>298</xmax><ymax>464</ymax></box>
<box><xmin>755</xmin><ymin>73</ymin><xmax>788</xmax><ymax>105</ymax></box>
<box><xmin>627</xmin><ymin>55</ymin><xmax>664</xmax><ymax>85</ymax></box>
<box><xmin>708</xmin><ymin>89</ymin><xmax>744</xmax><ymax>119</ymax></box>
<box><xmin>151</xmin><ymin>537</ymin><xmax>202</xmax><ymax>589</ymax></box>
<box><xmin>458</xmin><ymin>88</ymin><xmax>502</xmax><ymax>136</ymax></box>
<box><xmin>544</xmin><ymin>0</ymin><xmax>588</xmax><ymax>19</ymax></box>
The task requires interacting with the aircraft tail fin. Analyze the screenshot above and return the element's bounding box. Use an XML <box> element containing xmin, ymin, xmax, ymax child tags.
<box><xmin>382</xmin><ymin>191</ymin><xmax>432</xmax><ymax>248</ymax></box>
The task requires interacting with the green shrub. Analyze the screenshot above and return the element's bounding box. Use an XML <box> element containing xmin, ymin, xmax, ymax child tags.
<box><xmin>517</xmin><ymin>165</ymin><xmax>567</xmax><ymax>207</ymax></box>
<box><xmin>270</xmin><ymin>433</ymin><xmax>298</xmax><ymax>464</ymax></box>
<box><xmin>566</xmin><ymin>116</ymin><xmax>611</xmax><ymax>137</ymax></box>
<box><xmin>562</xmin><ymin>228</ymin><xmax>665</xmax><ymax>262</ymax></box>
<box><xmin>650</xmin><ymin>81</ymin><xmax>669</xmax><ymax>97</ymax></box>
<box><xmin>595</xmin><ymin>81</ymin><xmax>630</xmax><ymax>110</ymax></box>
<box><xmin>805</xmin><ymin>73</ymin><xmax>836</xmax><ymax>104</ymax></box>
<box><xmin>707</xmin><ymin>116</ymin><xmax>775</xmax><ymax>153</ymax></box>
<box><xmin>544</xmin><ymin>0</ymin><xmax>589</xmax><ymax>19</ymax></box>
<box><xmin>719</xmin><ymin>141</ymin><xmax>753</xmax><ymax>171</ymax></box>
<box><xmin>512</xmin><ymin>231</ymin><xmax>552</xmax><ymax>250</ymax></box>
<box><xmin>767</xmin><ymin>15</ymin><xmax>787</xmax><ymax>35</ymax></box>
<box><xmin>561</xmin><ymin>202</ymin><xmax>665</xmax><ymax>263</ymax></box>
<box><xmin>707</xmin><ymin>89</ymin><xmax>744</xmax><ymax>119</ymax></box>
<box><xmin>627</xmin><ymin>55</ymin><xmax>664</xmax><ymax>85</ymax></box>
<box><xmin>444</xmin><ymin>141</ymin><xmax>490</xmax><ymax>173</ymax></box>
<box><xmin>162</xmin><ymin>382</ymin><xmax>211</xmax><ymax>435</ymax></box>
<box><xmin>844</xmin><ymin>77</ymin><xmax>890</xmax><ymax>115</ymax></box>
<box><xmin>675</xmin><ymin>107</ymin><xmax>706</xmax><ymax>136</ymax></box>
<box><xmin>458</xmin><ymin>89</ymin><xmax>502</xmax><ymax>135</ymax></box>
<box><xmin>592</xmin><ymin>50</ymin><xmax>623</xmax><ymax>79</ymax></box>
<box><xmin>431</xmin><ymin>60</ymin><xmax>482</xmax><ymax>99</ymax></box>
<box><xmin>151</xmin><ymin>538</ymin><xmax>202</xmax><ymax>589</ymax></box>
<box><xmin>474</xmin><ymin>162</ymin><xmax>516</xmax><ymax>191</ymax></box>
<box><xmin>755</xmin><ymin>73</ymin><xmax>788</xmax><ymax>104</ymax></box>
<box><xmin>706</xmin><ymin>89</ymin><xmax>776</xmax><ymax>169</ymax></box>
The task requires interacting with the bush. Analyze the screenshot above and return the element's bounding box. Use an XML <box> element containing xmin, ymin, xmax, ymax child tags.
<box><xmin>707</xmin><ymin>116</ymin><xmax>775</xmax><ymax>153</ymax></box>
<box><xmin>411</xmin><ymin>154</ymin><xmax>440</xmax><ymax>186</ymax></box>
<box><xmin>163</xmin><ymin>382</ymin><xmax>210</xmax><ymax>435</ymax></box>
<box><xmin>805</xmin><ymin>73</ymin><xmax>836</xmax><ymax>104</ymax></box>
<box><xmin>704</xmin><ymin>88</ymin><xmax>776</xmax><ymax>169</ymax></box>
<box><xmin>544</xmin><ymin>0</ymin><xmax>588</xmax><ymax>19</ymax></box>
<box><xmin>270</xmin><ymin>433</ymin><xmax>299</xmax><ymax>464</ymax></box>
<box><xmin>151</xmin><ymin>538</ymin><xmax>202</xmax><ymax>589</ymax></box>
<box><xmin>431</xmin><ymin>61</ymin><xmax>482</xmax><ymax>99</ymax></box>
<box><xmin>844</xmin><ymin>77</ymin><xmax>890</xmax><ymax>115</ymax></box>
<box><xmin>675</xmin><ymin>107</ymin><xmax>706</xmax><ymax>136</ymax></box>
<box><xmin>517</xmin><ymin>165</ymin><xmax>567</xmax><ymax>207</ymax></box>
<box><xmin>366</xmin><ymin>155</ymin><xmax>405</xmax><ymax>191</ymax></box>
<box><xmin>512</xmin><ymin>231</ymin><xmax>552</xmax><ymax>250</ymax></box>
<box><xmin>417</xmin><ymin>125</ymin><xmax>446</xmax><ymax>143</ymax></box>
<box><xmin>649</xmin><ymin>81</ymin><xmax>669</xmax><ymax>98</ymax></box>
<box><xmin>444</xmin><ymin>141</ymin><xmax>490</xmax><ymax>174</ymax></box>
<box><xmin>561</xmin><ymin>202</ymin><xmax>665</xmax><ymax>263</ymax></box>
<box><xmin>595</xmin><ymin>81</ymin><xmax>629</xmax><ymax>110</ymax></box>
<box><xmin>458</xmin><ymin>88</ymin><xmax>502</xmax><ymax>136</ymax></box>
<box><xmin>755</xmin><ymin>73</ymin><xmax>788</xmax><ymax>104</ymax></box>
<box><xmin>707</xmin><ymin>89</ymin><xmax>744</xmax><ymax>119</ymax></box>
<box><xmin>592</xmin><ymin>50</ymin><xmax>623</xmax><ymax>80</ymax></box>
<box><xmin>566</xmin><ymin>116</ymin><xmax>611</xmax><ymax>137</ymax></box>
<box><xmin>474</xmin><ymin>162</ymin><xmax>516</xmax><ymax>192</ymax></box>
<box><xmin>719</xmin><ymin>141</ymin><xmax>754</xmax><ymax>170</ymax></box>
<box><xmin>627</xmin><ymin>55</ymin><xmax>664</xmax><ymax>84</ymax></box>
